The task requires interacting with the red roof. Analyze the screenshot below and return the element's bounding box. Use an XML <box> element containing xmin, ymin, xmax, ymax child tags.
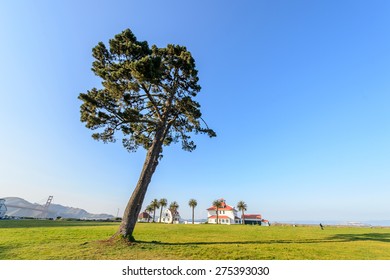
<box><xmin>208</xmin><ymin>215</ymin><xmax>231</xmax><ymax>219</ymax></box>
<box><xmin>243</xmin><ymin>214</ymin><xmax>262</xmax><ymax>219</ymax></box>
<box><xmin>207</xmin><ymin>205</ymin><xmax>234</xmax><ymax>211</ymax></box>
<box><xmin>206</xmin><ymin>199</ymin><xmax>235</xmax><ymax>211</ymax></box>
<box><xmin>138</xmin><ymin>212</ymin><xmax>151</xmax><ymax>219</ymax></box>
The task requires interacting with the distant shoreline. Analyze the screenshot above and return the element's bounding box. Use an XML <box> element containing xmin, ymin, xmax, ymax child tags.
<box><xmin>271</xmin><ymin>220</ymin><xmax>390</xmax><ymax>227</ymax></box>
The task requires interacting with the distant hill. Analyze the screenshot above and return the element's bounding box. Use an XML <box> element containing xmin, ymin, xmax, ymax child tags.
<box><xmin>2</xmin><ymin>197</ymin><xmax>114</xmax><ymax>220</ymax></box>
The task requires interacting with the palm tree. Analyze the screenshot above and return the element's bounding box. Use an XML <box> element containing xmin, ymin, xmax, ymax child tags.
<box><xmin>150</xmin><ymin>199</ymin><xmax>160</xmax><ymax>222</ymax></box>
<box><xmin>188</xmin><ymin>199</ymin><xmax>197</xmax><ymax>224</ymax></box>
<box><xmin>169</xmin><ymin>201</ymin><xmax>179</xmax><ymax>224</ymax></box>
<box><xmin>145</xmin><ymin>205</ymin><xmax>153</xmax><ymax>223</ymax></box>
<box><xmin>212</xmin><ymin>199</ymin><xmax>222</xmax><ymax>224</ymax></box>
<box><xmin>237</xmin><ymin>201</ymin><xmax>247</xmax><ymax>224</ymax></box>
<box><xmin>158</xmin><ymin>198</ymin><xmax>168</xmax><ymax>223</ymax></box>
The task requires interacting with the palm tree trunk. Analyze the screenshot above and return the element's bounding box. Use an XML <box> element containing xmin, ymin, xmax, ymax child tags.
<box><xmin>216</xmin><ymin>207</ymin><xmax>219</xmax><ymax>224</ymax></box>
<box><xmin>152</xmin><ymin>207</ymin><xmax>156</xmax><ymax>222</ymax></box>
<box><xmin>159</xmin><ymin>207</ymin><xmax>163</xmax><ymax>223</ymax></box>
<box><xmin>116</xmin><ymin>127</ymin><xmax>166</xmax><ymax>240</ymax></box>
<box><xmin>242</xmin><ymin>210</ymin><xmax>245</xmax><ymax>224</ymax></box>
<box><xmin>192</xmin><ymin>207</ymin><xmax>194</xmax><ymax>224</ymax></box>
<box><xmin>170</xmin><ymin>209</ymin><xmax>175</xmax><ymax>224</ymax></box>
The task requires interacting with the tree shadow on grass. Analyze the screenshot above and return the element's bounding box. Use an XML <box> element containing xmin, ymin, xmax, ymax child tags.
<box><xmin>135</xmin><ymin>239</ymin><xmax>329</xmax><ymax>246</ymax></box>
<box><xmin>135</xmin><ymin>233</ymin><xmax>390</xmax><ymax>246</ymax></box>
<box><xmin>328</xmin><ymin>233</ymin><xmax>390</xmax><ymax>243</ymax></box>
<box><xmin>0</xmin><ymin>220</ymin><xmax>118</xmax><ymax>229</ymax></box>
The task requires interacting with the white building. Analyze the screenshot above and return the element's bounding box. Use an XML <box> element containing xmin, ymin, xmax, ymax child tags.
<box><xmin>207</xmin><ymin>199</ymin><xmax>240</xmax><ymax>224</ymax></box>
<box><xmin>161</xmin><ymin>208</ymin><xmax>181</xmax><ymax>224</ymax></box>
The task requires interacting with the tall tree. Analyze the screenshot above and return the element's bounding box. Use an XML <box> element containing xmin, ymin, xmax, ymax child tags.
<box><xmin>150</xmin><ymin>199</ymin><xmax>159</xmax><ymax>222</ymax></box>
<box><xmin>212</xmin><ymin>199</ymin><xmax>222</xmax><ymax>224</ymax></box>
<box><xmin>188</xmin><ymin>199</ymin><xmax>197</xmax><ymax>224</ymax></box>
<box><xmin>158</xmin><ymin>198</ymin><xmax>167</xmax><ymax>223</ymax></box>
<box><xmin>145</xmin><ymin>205</ymin><xmax>153</xmax><ymax>223</ymax></box>
<box><xmin>237</xmin><ymin>201</ymin><xmax>247</xmax><ymax>224</ymax></box>
<box><xmin>169</xmin><ymin>201</ymin><xmax>179</xmax><ymax>224</ymax></box>
<box><xmin>78</xmin><ymin>29</ymin><xmax>216</xmax><ymax>240</ymax></box>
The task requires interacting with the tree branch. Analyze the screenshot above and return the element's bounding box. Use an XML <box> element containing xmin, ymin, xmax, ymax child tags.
<box><xmin>140</xmin><ymin>83</ymin><xmax>163</xmax><ymax>121</ymax></box>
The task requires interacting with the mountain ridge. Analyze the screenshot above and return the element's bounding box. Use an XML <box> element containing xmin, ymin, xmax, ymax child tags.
<box><xmin>2</xmin><ymin>197</ymin><xmax>114</xmax><ymax>220</ymax></box>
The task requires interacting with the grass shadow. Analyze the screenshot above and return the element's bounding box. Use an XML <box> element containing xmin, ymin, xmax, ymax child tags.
<box><xmin>0</xmin><ymin>220</ymin><xmax>119</xmax><ymax>229</ymax></box>
<box><xmin>135</xmin><ymin>238</ymin><xmax>330</xmax><ymax>246</ymax></box>
<box><xmin>328</xmin><ymin>233</ymin><xmax>390</xmax><ymax>243</ymax></box>
<box><xmin>135</xmin><ymin>233</ymin><xmax>390</xmax><ymax>246</ymax></box>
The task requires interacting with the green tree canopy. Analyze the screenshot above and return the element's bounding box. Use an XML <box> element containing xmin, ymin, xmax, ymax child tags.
<box><xmin>169</xmin><ymin>201</ymin><xmax>179</xmax><ymax>211</ymax></box>
<box><xmin>150</xmin><ymin>199</ymin><xmax>160</xmax><ymax>222</ymax></box>
<box><xmin>145</xmin><ymin>205</ymin><xmax>153</xmax><ymax>223</ymax></box>
<box><xmin>169</xmin><ymin>201</ymin><xmax>179</xmax><ymax>224</ymax></box>
<box><xmin>158</xmin><ymin>198</ymin><xmax>168</xmax><ymax>223</ymax></box>
<box><xmin>237</xmin><ymin>201</ymin><xmax>248</xmax><ymax>224</ymax></box>
<box><xmin>79</xmin><ymin>29</ymin><xmax>215</xmax><ymax>153</ymax></box>
<box><xmin>212</xmin><ymin>199</ymin><xmax>223</xmax><ymax>224</ymax></box>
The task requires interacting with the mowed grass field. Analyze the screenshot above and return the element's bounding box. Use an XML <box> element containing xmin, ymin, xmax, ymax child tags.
<box><xmin>1</xmin><ymin>220</ymin><xmax>390</xmax><ymax>260</ymax></box>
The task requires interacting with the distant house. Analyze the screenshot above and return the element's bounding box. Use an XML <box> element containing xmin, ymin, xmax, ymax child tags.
<box><xmin>207</xmin><ymin>199</ymin><xmax>240</xmax><ymax>224</ymax></box>
<box><xmin>261</xmin><ymin>219</ymin><xmax>270</xmax><ymax>226</ymax></box>
<box><xmin>161</xmin><ymin>208</ymin><xmax>181</xmax><ymax>224</ymax></box>
<box><xmin>138</xmin><ymin>211</ymin><xmax>151</xmax><ymax>223</ymax></box>
<box><xmin>242</xmin><ymin>214</ymin><xmax>262</xmax><ymax>225</ymax></box>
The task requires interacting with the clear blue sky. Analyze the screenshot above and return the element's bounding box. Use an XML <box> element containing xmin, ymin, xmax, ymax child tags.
<box><xmin>1</xmin><ymin>0</ymin><xmax>390</xmax><ymax>222</ymax></box>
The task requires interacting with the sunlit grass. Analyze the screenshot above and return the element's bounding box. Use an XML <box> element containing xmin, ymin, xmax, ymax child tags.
<box><xmin>1</xmin><ymin>220</ymin><xmax>390</xmax><ymax>260</ymax></box>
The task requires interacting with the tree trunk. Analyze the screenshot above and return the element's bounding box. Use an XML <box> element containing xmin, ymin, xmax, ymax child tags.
<box><xmin>159</xmin><ymin>207</ymin><xmax>163</xmax><ymax>223</ymax></box>
<box><xmin>170</xmin><ymin>209</ymin><xmax>175</xmax><ymax>224</ymax></box>
<box><xmin>192</xmin><ymin>207</ymin><xmax>194</xmax><ymax>224</ymax></box>
<box><xmin>242</xmin><ymin>210</ymin><xmax>245</xmax><ymax>224</ymax></box>
<box><xmin>116</xmin><ymin>127</ymin><xmax>165</xmax><ymax>240</ymax></box>
<box><xmin>152</xmin><ymin>208</ymin><xmax>156</xmax><ymax>222</ymax></box>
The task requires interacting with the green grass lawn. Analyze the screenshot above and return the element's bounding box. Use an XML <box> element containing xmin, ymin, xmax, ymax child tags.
<box><xmin>1</xmin><ymin>220</ymin><xmax>390</xmax><ymax>260</ymax></box>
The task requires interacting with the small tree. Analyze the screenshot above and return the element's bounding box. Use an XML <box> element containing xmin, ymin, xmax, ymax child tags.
<box><xmin>212</xmin><ymin>199</ymin><xmax>222</xmax><ymax>224</ymax></box>
<box><xmin>78</xmin><ymin>29</ymin><xmax>216</xmax><ymax>240</ymax></box>
<box><xmin>237</xmin><ymin>201</ymin><xmax>247</xmax><ymax>224</ymax></box>
<box><xmin>150</xmin><ymin>199</ymin><xmax>159</xmax><ymax>222</ymax></box>
<box><xmin>158</xmin><ymin>198</ymin><xmax>167</xmax><ymax>223</ymax></box>
<box><xmin>188</xmin><ymin>198</ymin><xmax>197</xmax><ymax>224</ymax></box>
<box><xmin>145</xmin><ymin>205</ymin><xmax>153</xmax><ymax>223</ymax></box>
<box><xmin>169</xmin><ymin>201</ymin><xmax>179</xmax><ymax>224</ymax></box>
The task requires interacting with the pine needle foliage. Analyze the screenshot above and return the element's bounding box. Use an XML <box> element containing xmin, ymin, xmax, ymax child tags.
<box><xmin>79</xmin><ymin>29</ymin><xmax>216</xmax><ymax>153</ymax></box>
